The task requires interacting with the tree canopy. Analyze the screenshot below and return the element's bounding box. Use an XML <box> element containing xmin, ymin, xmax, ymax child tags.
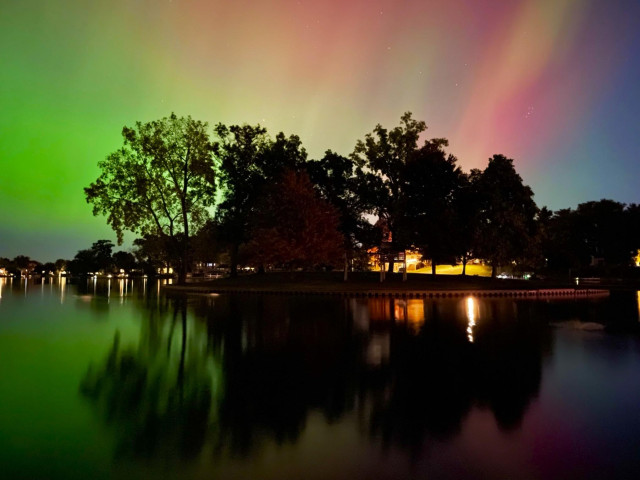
<box><xmin>400</xmin><ymin>139</ymin><xmax>464</xmax><ymax>274</ymax></box>
<box><xmin>474</xmin><ymin>155</ymin><xmax>538</xmax><ymax>277</ymax></box>
<box><xmin>245</xmin><ymin>170</ymin><xmax>343</xmax><ymax>269</ymax></box>
<box><xmin>306</xmin><ymin>150</ymin><xmax>378</xmax><ymax>273</ymax></box>
<box><xmin>213</xmin><ymin>124</ymin><xmax>307</xmax><ymax>275</ymax></box>
<box><xmin>75</xmin><ymin>111</ymin><xmax>640</xmax><ymax>283</ymax></box>
<box><xmin>85</xmin><ymin>113</ymin><xmax>216</xmax><ymax>283</ymax></box>
<box><xmin>350</xmin><ymin>112</ymin><xmax>428</xmax><ymax>271</ymax></box>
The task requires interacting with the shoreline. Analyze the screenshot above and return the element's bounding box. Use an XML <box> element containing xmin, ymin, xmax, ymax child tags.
<box><xmin>162</xmin><ymin>272</ymin><xmax>611</xmax><ymax>298</ymax></box>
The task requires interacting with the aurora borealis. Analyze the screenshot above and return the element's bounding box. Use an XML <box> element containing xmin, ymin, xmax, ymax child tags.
<box><xmin>1</xmin><ymin>0</ymin><xmax>639</xmax><ymax>261</ymax></box>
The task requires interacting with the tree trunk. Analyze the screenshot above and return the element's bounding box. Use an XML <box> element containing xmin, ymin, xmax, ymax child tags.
<box><xmin>402</xmin><ymin>251</ymin><xmax>407</xmax><ymax>282</ymax></box>
<box><xmin>461</xmin><ymin>255</ymin><xmax>467</xmax><ymax>276</ymax></box>
<box><xmin>179</xmin><ymin>195</ymin><xmax>190</xmax><ymax>284</ymax></box>
<box><xmin>177</xmin><ymin>256</ymin><xmax>187</xmax><ymax>284</ymax></box>
<box><xmin>343</xmin><ymin>254</ymin><xmax>348</xmax><ymax>282</ymax></box>
<box><xmin>230</xmin><ymin>243</ymin><xmax>239</xmax><ymax>277</ymax></box>
<box><xmin>431</xmin><ymin>259</ymin><xmax>437</xmax><ymax>276</ymax></box>
<box><xmin>387</xmin><ymin>259</ymin><xmax>394</xmax><ymax>273</ymax></box>
<box><xmin>175</xmin><ymin>236</ymin><xmax>188</xmax><ymax>284</ymax></box>
<box><xmin>491</xmin><ymin>263</ymin><xmax>497</xmax><ymax>278</ymax></box>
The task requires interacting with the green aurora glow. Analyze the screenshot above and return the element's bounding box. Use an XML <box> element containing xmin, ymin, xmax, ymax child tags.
<box><xmin>2</xmin><ymin>0</ymin><xmax>640</xmax><ymax>261</ymax></box>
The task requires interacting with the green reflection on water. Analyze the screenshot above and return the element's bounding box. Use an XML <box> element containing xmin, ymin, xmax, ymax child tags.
<box><xmin>80</xmin><ymin>297</ymin><xmax>223</xmax><ymax>460</ymax></box>
<box><xmin>0</xmin><ymin>277</ymin><xmax>140</xmax><ymax>478</ymax></box>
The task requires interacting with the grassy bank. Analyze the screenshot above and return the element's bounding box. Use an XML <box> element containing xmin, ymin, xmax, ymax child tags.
<box><xmin>164</xmin><ymin>271</ymin><xmax>581</xmax><ymax>295</ymax></box>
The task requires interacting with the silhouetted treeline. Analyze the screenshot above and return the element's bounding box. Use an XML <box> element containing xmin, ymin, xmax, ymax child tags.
<box><xmin>0</xmin><ymin>255</ymin><xmax>67</xmax><ymax>277</ymax></box>
<box><xmin>81</xmin><ymin>111</ymin><xmax>640</xmax><ymax>280</ymax></box>
<box><xmin>5</xmin><ymin>113</ymin><xmax>640</xmax><ymax>280</ymax></box>
<box><xmin>538</xmin><ymin>201</ymin><xmax>640</xmax><ymax>277</ymax></box>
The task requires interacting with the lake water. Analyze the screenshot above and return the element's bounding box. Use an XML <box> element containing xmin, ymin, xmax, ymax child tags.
<box><xmin>1</xmin><ymin>277</ymin><xmax>640</xmax><ymax>479</ymax></box>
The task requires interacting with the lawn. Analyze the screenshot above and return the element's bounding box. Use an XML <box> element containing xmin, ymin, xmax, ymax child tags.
<box><xmin>413</xmin><ymin>264</ymin><xmax>492</xmax><ymax>277</ymax></box>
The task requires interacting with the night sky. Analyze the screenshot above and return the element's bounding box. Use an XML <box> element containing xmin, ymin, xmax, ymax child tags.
<box><xmin>2</xmin><ymin>0</ymin><xmax>640</xmax><ymax>262</ymax></box>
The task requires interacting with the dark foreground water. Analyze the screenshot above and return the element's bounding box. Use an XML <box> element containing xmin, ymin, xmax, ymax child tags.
<box><xmin>1</xmin><ymin>277</ymin><xmax>640</xmax><ymax>479</ymax></box>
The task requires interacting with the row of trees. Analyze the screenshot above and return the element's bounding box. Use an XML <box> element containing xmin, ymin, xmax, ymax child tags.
<box><xmin>0</xmin><ymin>255</ymin><xmax>66</xmax><ymax>277</ymax></box>
<box><xmin>80</xmin><ymin>113</ymin><xmax>640</xmax><ymax>282</ymax></box>
<box><xmin>9</xmin><ymin>195</ymin><xmax>637</xmax><ymax>279</ymax></box>
<box><xmin>0</xmin><ymin>241</ymin><xmax>138</xmax><ymax>277</ymax></box>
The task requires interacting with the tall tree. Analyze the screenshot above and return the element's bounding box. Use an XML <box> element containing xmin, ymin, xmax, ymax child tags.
<box><xmin>244</xmin><ymin>170</ymin><xmax>343</xmax><ymax>269</ymax></box>
<box><xmin>306</xmin><ymin>150</ymin><xmax>376</xmax><ymax>279</ymax></box>
<box><xmin>625</xmin><ymin>203</ymin><xmax>640</xmax><ymax>265</ymax></box>
<box><xmin>68</xmin><ymin>239</ymin><xmax>114</xmax><ymax>274</ymax></box>
<box><xmin>133</xmin><ymin>234</ymin><xmax>173</xmax><ymax>275</ymax></box>
<box><xmin>13</xmin><ymin>255</ymin><xmax>31</xmax><ymax>275</ymax></box>
<box><xmin>544</xmin><ymin>208</ymin><xmax>587</xmax><ymax>273</ymax></box>
<box><xmin>529</xmin><ymin>206</ymin><xmax>554</xmax><ymax>273</ymax></box>
<box><xmin>54</xmin><ymin>258</ymin><xmax>68</xmax><ymax>273</ymax></box>
<box><xmin>92</xmin><ymin>239</ymin><xmax>115</xmax><ymax>272</ymax></box>
<box><xmin>452</xmin><ymin>169</ymin><xmax>482</xmax><ymax>275</ymax></box>
<box><xmin>213</xmin><ymin>124</ymin><xmax>307</xmax><ymax>276</ymax></box>
<box><xmin>113</xmin><ymin>251</ymin><xmax>137</xmax><ymax>273</ymax></box>
<box><xmin>575</xmin><ymin>199</ymin><xmax>630</xmax><ymax>266</ymax></box>
<box><xmin>85</xmin><ymin>114</ymin><xmax>216</xmax><ymax>283</ymax></box>
<box><xmin>475</xmin><ymin>155</ymin><xmax>538</xmax><ymax>278</ymax></box>
<box><xmin>399</xmin><ymin>139</ymin><xmax>464</xmax><ymax>275</ymax></box>
<box><xmin>351</xmin><ymin>112</ymin><xmax>427</xmax><ymax>272</ymax></box>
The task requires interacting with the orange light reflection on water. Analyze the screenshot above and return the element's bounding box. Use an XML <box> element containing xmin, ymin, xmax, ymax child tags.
<box><xmin>393</xmin><ymin>299</ymin><xmax>425</xmax><ymax>332</ymax></box>
<box><xmin>466</xmin><ymin>296</ymin><xmax>477</xmax><ymax>343</ymax></box>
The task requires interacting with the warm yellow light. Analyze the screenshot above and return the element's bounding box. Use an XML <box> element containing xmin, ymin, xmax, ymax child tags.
<box><xmin>466</xmin><ymin>297</ymin><xmax>477</xmax><ymax>343</ymax></box>
<box><xmin>407</xmin><ymin>299</ymin><xmax>424</xmax><ymax>326</ymax></box>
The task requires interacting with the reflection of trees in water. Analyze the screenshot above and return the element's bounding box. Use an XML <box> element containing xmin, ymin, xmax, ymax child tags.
<box><xmin>80</xmin><ymin>297</ymin><xmax>221</xmax><ymax>458</ymax></box>
<box><xmin>80</xmin><ymin>294</ymin><xmax>550</xmax><ymax>459</ymax></box>
<box><xmin>193</xmin><ymin>295</ymin><xmax>366</xmax><ymax>456</ymax></box>
<box><xmin>368</xmin><ymin>318</ymin><xmax>474</xmax><ymax>451</ymax></box>
<box><xmin>473</xmin><ymin>300</ymin><xmax>549</xmax><ymax>430</ymax></box>
<box><xmin>203</xmin><ymin>296</ymin><xmax>549</xmax><ymax>454</ymax></box>
<box><xmin>367</xmin><ymin>298</ymin><xmax>550</xmax><ymax>450</ymax></box>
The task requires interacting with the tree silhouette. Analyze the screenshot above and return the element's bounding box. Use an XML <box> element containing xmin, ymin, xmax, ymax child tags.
<box><xmin>213</xmin><ymin>124</ymin><xmax>307</xmax><ymax>276</ymax></box>
<box><xmin>13</xmin><ymin>255</ymin><xmax>31</xmax><ymax>275</ymax></box>
<box><xmin>85</xmin><ymin>113</ymin><xmax>216</xmax><ymax>283</ymax></box>
<box><xmin>452</xmin><ymin>169</ymin><xmax>482</xmax><ymax>275</ymax></box>
<box><xmin>245</xmin><ymin>170</ymin><xmax>343</xmax><ymax>269</ymax></box>
<box><xmin>400</xmin><ymin>139</ymin><xmax>464</xmax><ymax>274</ymax></box>
<box><xmin>475</xmin><ymin>155</ymin><xmax>538</xmax><ymax>277</ymax></box>
<box><xmin>80</xmin><ymin>298</ymin><xmax>220</xmax><ymax>459</ymax></box>
<box><xmin>112</xmin><ymin>250</ymin><xmax>137</xmax><ymax>273</ymax></box>
<box><xmin>68</xmin><ymin>239</ymin><xmax>114</xmax><ymax>274</ymax></box>
<box><xmin>351</xmin><ymin>112</ymin><xmax>427</xmax><ymax>272</ymax></box>
<box><xmin>306</xmin><ymin>150</ymin><xmax>378</xmax><ymax>279</ymax></box>
<box><xmin>576</xmin><ymin>199</ymin><xmax>630</xmax><ymax>266</ymax></box>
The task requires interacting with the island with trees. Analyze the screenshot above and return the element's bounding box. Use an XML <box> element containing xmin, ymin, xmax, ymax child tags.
<box><xmin>3</xmin><ymin>112</ymin><xmax>639</xmax><ymax>292</ymax></box>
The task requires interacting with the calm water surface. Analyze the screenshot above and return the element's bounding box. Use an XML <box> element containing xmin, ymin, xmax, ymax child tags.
<box><xmin>1</xmin><ymin>277</ymin><xmax>640</xmax><ymax>479</ymax></box>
